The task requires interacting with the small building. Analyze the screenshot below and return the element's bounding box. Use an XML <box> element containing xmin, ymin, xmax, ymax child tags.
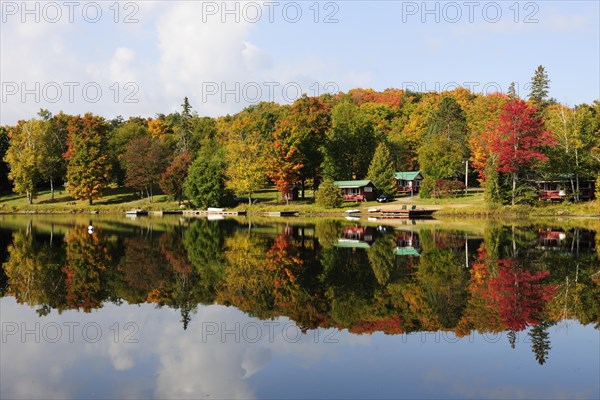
<box><xmin>333</xmin><ymin>180</ymin><xmax>377</xmax><ymax>202</ymax></box>
<box><xmin>533</xmin><ymin>177</ymin><xmax>596</xmax><ymax>201</ymax></box>
<box><xmin>395</xmin><ymin>171</ymin><xmax>423</xmax><ymax>195</ymax></box>
<box><xmin>282</xmin><ymin>185</ymin><xmax>299</xmax><ymax>202</ymax></box>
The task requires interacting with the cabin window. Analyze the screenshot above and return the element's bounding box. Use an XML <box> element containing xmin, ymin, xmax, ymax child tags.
<box><xmin>348</xmin><ymin>188</ymin><xmax>360</xmax><ymax>195</ymax></box>
<box><xmin>364</xmin><ymin>186</ymin><xmax>372</xmax><ymax>192</ymax></box>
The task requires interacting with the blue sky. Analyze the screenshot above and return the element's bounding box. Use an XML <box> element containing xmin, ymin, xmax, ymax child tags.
<box><xmin>1</xmin><ymin>1</ymin><xmax>598</xmax><ymax>124</ymax></box>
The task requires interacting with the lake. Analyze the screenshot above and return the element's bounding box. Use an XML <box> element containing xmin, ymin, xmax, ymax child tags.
<box><xmin>1</xmin><ymin>214</ymin><xmax>598</xmax><ymax>399</ymax></box>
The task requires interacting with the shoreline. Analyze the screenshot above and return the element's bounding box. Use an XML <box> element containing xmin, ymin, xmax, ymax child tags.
<box><xmin>1</xmin><ymin>208</ymin><xmax>598</xmax><ymax>219</ymax></box>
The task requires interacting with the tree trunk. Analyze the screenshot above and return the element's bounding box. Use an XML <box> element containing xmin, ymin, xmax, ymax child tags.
<box><xmin>512</xmin><ymin>173</ymin><xmax>517</xmax><ymax>206</ymax></box>
<box><xmin>149</xmin><ymin>185</ymin><xmax>153</xmax><ymax>203</ymax></box>
<box><xmin>50</xmin><ymin>178</ymin><xmax>54</xmax><ymax>200</ymax></box>
<box><xmin>27</xmin><ymin>190</ymin><xmax>33</xmax><ymax>204</ymax></box>
<box><xmin>89</xmin><ymin>197</ymin><xmax>93</xmax><ymax>205</ymax></box>
<box><xmin>248</xmin><ymin>195</ymin><xmax>252</xmax><ymax>205</ymax></box>
<box><xmin>575</xmin><ymin>173</ymin><xmax>580</xmax><ymax>202</ymax></box>
<box><xmin>301</xmin><ymin>179</ymin><xmax>305</xmax><ymax>199</ymax></box>
<box><xmin>575</xmin><ymin>149</ymin><xmax>580</xmax><ymax>202</ymax></box>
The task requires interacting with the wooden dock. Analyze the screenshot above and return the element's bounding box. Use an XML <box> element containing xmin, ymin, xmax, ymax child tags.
<box><xmin>381</xmin><ymin>209</ymin><xmax>435</xmax><ymax>219</ymax></box>
<box><xmin>260</xmin><ymin>211</ymin><xmax>300</xmax><ymax>217</ymax></box>
<box><xmin>182</xmin><ymin>210</ymin><xmax>247</xmax><ymax>216</ymax></box>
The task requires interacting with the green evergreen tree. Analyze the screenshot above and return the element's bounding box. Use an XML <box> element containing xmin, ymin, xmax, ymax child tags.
<box><xmin>529</xmin><ymin>321</ymin><xmax>552</xmax><ymax>365</ymax></box>
<box><xmin>507</xmin><ymin>82</ymin><xmax>518</xmax><ymax>100</ymax></box>
<box><xmin>367</xmin><ymin>142</ymin><xmax>396</xmax><ymax>195</ymax></box>
<box><xmin>529</xmin><ymin>65</ymin><xmax>550</xmax><ymax>107</ymax></box>
<box><xmin>418</xmin><ymin>97</ymin><xmax>469</xmax><ymax>199</ymax></box>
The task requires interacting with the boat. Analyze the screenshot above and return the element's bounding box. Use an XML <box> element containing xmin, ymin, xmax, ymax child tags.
<box><xmin>125</xmin><ymin>209</ymin><xmax>148</xmax><ymax>216</ymax></box>
<box><xmin>345</xmin><ymin>209</ymin><xmax>360</xmax><ymax>214</ymax></box>
<box><xmin>345</xmin><ymin>216</ymin><xmax>360</xmax><ymax>221</ymax></box>
<box><xmin>367</xmin><ymin>208</ymin><xmax>380</xmax><ymax>213</ymax></box>
<box><xmin>207</xmin><ymin>207</ymin><xmax>225</xmax><ymax>213</ymax></box>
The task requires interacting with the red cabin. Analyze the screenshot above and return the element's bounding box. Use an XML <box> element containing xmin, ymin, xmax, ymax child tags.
<box><xmin>333</xmin><ymin>180</ymin><xmax>377</xmax><ymax>202</ymax></box>
<box><xmin>395</xmin><ymin>171</ymin><xmax>423</xmax><ymax>195</ymax></box>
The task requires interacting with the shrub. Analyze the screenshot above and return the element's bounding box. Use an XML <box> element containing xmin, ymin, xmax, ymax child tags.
<box><xmin>315</xmin><ymin>179</ymin><xmax>342</xmax><ymax>208</ymax></box>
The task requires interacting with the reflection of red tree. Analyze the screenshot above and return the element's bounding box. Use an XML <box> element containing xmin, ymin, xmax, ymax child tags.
<box><xmin>265</xmin><ymin>234</ymin><xmax>303</xmax><ymax>306</ymax></box>
<box><xmin>489</xmin><ymin>259</ymin><xmax>556</xmax><ymax>331</ymax></box>
<box><xmin>159</xmin><ymin>231</ymin><xmax>191</xmax><ymax>275</ymax></box>
<box><xmin>455</xmin><ymin>246</ymin><xmax>505</xmax><ymax>336</ymax></box>
<box><xmin>263</xmin><ymin>233</ymin><xmax>331</xmax><ymax>331</ymax></box>
<box><xmin>349</xmin><ymin>317</ymin><xmax>404</xmax><ymax>335</ymax></box>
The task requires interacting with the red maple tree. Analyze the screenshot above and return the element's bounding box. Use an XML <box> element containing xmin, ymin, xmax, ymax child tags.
<box><xmin>265</xmin><ymin>119</ymin><xmax>304</xmax><ymax>203</ymax></box>
<box><xmin>488</xmin><ymin>99</ymin><xmax>555</xmax><ymax>204</ymax></box>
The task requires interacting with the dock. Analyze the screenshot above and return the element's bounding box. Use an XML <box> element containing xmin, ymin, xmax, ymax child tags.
<box><xmin>259</xmin><ymin>211</ymin><xmax>300</xmax><ymax>217</ymax></box>
<box><xmin>380</xmin><ymin>209</ymin><xmax>435</xmax><ymax>219</ymax></box>
<box><xmin>182</xmin><ymin>210</ymin><xmax>247</xmax><ymax>216</ymax></box>
<box><xmin>125</xmin><ymin>209</ymin><xmax>149</xmax><ymax>216</ymax></box>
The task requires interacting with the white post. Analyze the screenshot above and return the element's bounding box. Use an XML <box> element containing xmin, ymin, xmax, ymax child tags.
<box><xmin>464</xmin><ymin>160</ymin><xmax>468</xmax><ymax>195</ymax></box>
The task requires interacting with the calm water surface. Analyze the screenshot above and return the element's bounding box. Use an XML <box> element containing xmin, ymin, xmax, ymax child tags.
<box><xmin>0</xmin><ymin>215</ymin><xmax>598</xmax><ymax>399</ymax></box>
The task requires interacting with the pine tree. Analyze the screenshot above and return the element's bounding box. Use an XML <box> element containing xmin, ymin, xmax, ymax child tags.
<box><xmin>529</xmin><ymin>322</ymin><xmax>552</xmax><ymax>365</ymax></box>
<box><xmin>177</xmin><ymin>97</ymin><xmax>193</xmax><ymax>153</ymax></box>
<box><xmin>529</xmin><ymin>65</ymin><xmax>550</xmax><ymax>107</ymax></box>
<box><xmin>507</xmin><ymin>82</ymin><xmax>518</xmax><ymax>100</ymax></box>
<box><xmin>367</xmin><ymin>142</ymin><xmax>396</xmax><ymax>195</ymax></box>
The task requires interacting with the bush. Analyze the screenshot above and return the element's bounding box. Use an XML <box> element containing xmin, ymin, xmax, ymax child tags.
<box><xmin>315</xmin><ymin>179</ymin><xmax>342</xmax><ymax>208</ymax></box>
<box><xmin>419</xmin><ymin>177</ymin><xmax>434</xmax><ymax>199</ymax></box>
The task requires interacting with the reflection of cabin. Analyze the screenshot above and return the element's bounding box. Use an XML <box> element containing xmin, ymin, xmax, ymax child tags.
<box><xmin>395</xmin><ymin>171</ymin><xmax>423</xmax><ymax>194</ymax></box>
<box><xmin>343</xmin><ymin>226</ymin><xmax>375</xmax><ymax>244</ymax></box>
<box><xmin>538</xmin><ymin>228</ymin><xmax>596</xmax><ymax>251</ymax></box>
<box><xmin>334</xmin><ymin>180</ymin><xmax>377</xmax><ymax>202</ymax></box>
<box><xmin>533</xmin><ymin>177</ymin><xmax>596</xmax><ymax>201</ymax></box>
<box><xmin>394</xmin><ymin>231</ymin><xmax>421</xmax><ymax>256</ymax></box>
<box><xmin>335</xmin><ymin>226</ymin><xmax>376</xmax><ymax>248</ymax></box>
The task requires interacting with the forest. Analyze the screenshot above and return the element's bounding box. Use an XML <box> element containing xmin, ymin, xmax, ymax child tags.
<box><xmin>1</xmin><ymin>66</ymin><xmax>599</xmax><ymax>208</ymax></box>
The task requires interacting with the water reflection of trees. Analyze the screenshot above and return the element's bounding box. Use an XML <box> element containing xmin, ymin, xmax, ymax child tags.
<box><xmin>2</xmin><ymin>220</ymin><xmax>599</xmax><ymax>363</ymax></box>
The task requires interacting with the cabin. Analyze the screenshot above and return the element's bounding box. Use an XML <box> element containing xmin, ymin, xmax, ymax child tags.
<box><xmin>532</xmin><ymin>177</ymin><xmax>596</xmax><ymax>201</ymax></box>
<box><xmin>333</xmin><ymin>180</ymin><xmax>377</xmax><ymax>202</ymax></box>
<box><xmin>283</xmin><ymin>185</ymin><xmax>299</xmax><ymax>201</ymax></box>
<box><xmin>395</xmin><ymin>171</ymin><xmax>423</xmax><ymax>195</ymax></box>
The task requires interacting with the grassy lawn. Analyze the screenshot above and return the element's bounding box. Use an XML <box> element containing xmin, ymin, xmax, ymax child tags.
<box><xmin>1</xmin><ymin>186</ymin><xmax>598</xmax><ymax>217</ymax></box>
<box><xmin>0</xmin><ymin>186</ymin><xmax>181</xmax><ymax>213</ymax></box>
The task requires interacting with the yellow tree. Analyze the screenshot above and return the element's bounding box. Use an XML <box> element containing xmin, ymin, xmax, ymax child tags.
<box><xmin>3</xmin><ymin>119</ymin><xmax>46</xmax><ymax>203</ymax></box>
<box><xmin>224</xmin><ymin>115</ymin><xmax>267</xmax><ymax>205</ymax></box>
<box><xmin>64</xmin><ymin>113</ymin><xmax>112</xmax><ymax>205</ymax></box>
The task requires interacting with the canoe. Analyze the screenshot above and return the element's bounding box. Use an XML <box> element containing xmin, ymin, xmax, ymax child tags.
<box><xmin>367</xmin><ymin>208</ymin><xmax>380</xmax><ymax>213</ymax></box>
<box><xmin>345</xmin><ymin>209</ymin><xmax>360</xmax><ymax>214</ymax></box>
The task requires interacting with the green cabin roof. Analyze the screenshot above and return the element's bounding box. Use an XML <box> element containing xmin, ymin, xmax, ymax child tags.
<box><xmin>394</xmin><ymin>171</ymin><xmax>422</xmax><ymax>180</ymax></box>
<box><xmin>333</xmin><ymin>180</ymin><xmax>374</xmax><ymax>188</ymax></box>
<box><xmin>394</xmin><ymin>246</ymin><xmax>420</xmax><ymax>256</ymax></box>
<box><xmin>335</xmin><ymin>239</ymin><xmax>372</xmax><ymax>249</ymax></box>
